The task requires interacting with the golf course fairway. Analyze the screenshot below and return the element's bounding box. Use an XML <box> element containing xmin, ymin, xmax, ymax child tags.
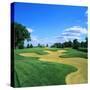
<box><xmin>19</xmin><ymin>49</ymin><xmax>88</xmax><ymax>84</ymax></box>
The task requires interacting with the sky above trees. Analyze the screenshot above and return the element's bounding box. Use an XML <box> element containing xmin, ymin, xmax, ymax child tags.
<box><xmin>13</xmin><ymin>2</ymin><xmax>88</xmax><ymax>46</ymax></box>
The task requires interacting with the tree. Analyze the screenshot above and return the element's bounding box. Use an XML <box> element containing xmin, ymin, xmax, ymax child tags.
<box><xmin>85</xmin><ymin>37</ymin><xmax>88</xmax><ymax>48</ymax></box>
<box><xmin>18</xmin><ymin>41</ymin><xmax>25</xmax><ymax>49</ymax></box>
<box><xmin>51</xmin><ymin>44</ymin><xmax>55</xmax><ymax>48</ymax></box>
<box><xmin>68</xmin><ymin>40</ymin><xmax>72</xmax><ymax>47</ymax></box>
<box><xmin>38</xmin><ymin>43</ymin><xmax>41</xmax><ymax>47</ymax></box>
<box><xmin>46</xmin><ymin>44</ymin><xmax>48</xmax><ymax>47</ymax></box>
<box><xmin>62</xmin><ymin>41</ymin><xmax>72</xmax><ymax>48</ymax></box>
<box><xmin>80</xmin><ymin>37</ymin><xmax>88</xmax><ymax>48</ymax></box>
<box><xmin>72</xmin><ymin>39</ymin><xmax>79</xmax><ymax>49</ymax></box>
<box><xmin>29</xmin><ymin>44</ymin><xmax>33</xmax><ymax>48</ymax></box>
<box><xmin>56</xmin><ymin>43</ymin><xmax>62</xmax><ymax>48</ymax></box>
<box><xmin>63</xmin><ymin>42</ymin><xmax>69</xmax><ymax>47</ymax></box>
<box><xmin>80</xmin><ymin>41</ymin><xmax>85</xmax><ymax>48</ymax></box>
<box><xmin>27</xmin><ymin>44</ymin><xmax>30</xmax><ymax>48</ymax></box>
<box><xmin>51</xmin><ymin>43</ymin><xmax>62</xmax><ymax>48</ymax></box>
<box><xmin>12</xmin><ymin>22</ymin><xmax>30</xmax><ymax>49</ymax></box>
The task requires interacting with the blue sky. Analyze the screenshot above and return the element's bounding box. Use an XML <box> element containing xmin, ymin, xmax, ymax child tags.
<box><xmin>13</xmin><ymin>2</ymin><xmax>88</xmax><ymax>46</ymax></box>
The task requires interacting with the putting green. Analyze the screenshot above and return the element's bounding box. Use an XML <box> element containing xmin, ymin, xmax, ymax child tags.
<box><xmin>19</xmin><ymin>50</ymin><xmax>88</xmax><ymax>84</ymax></box>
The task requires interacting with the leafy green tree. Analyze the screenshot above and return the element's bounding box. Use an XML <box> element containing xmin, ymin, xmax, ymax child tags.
<box><xmin>72</xmin><ymin>39</ymin><xmax>79</xmax><ymax>49</ymax></box>
<box><xmin>85</xmin><ymin>37</ymin><xmax>88</xmax><ymax>48</ymax></box>
<box><xmin>63</xmin><ymin>42</ymin><xmax>68</xmax><ymax>47</ymax></box>
<box><xmin>37</xmin><ymin>43</ymin><xmax>43</xmax><ymax>47</ymax></box>
<box><xmin>12</xmin><ymin>22</ymin><xmax>30</xmax><ymax>49</ymax></box>
<box><xmin>63</xmin><ymin>41</ymin><xmax>72</xmax><ymax>48</ymax></box>
<box><xmin>68</xmin><ymin>40</ymin><xmax>72</xmax><ymax>47</ymax></box>
<box><xmin>50</xmin><ymin>45</ymin><xmax>55</xmax><ymax>48</ymax></box>
<box><xmin>29</xmin><ymin>44</ymin><xmax>33</xmax><ymax>48</ymax></box>
<box><xmin>56</xmin><ymin>43</ymin><xmax>62</xmax><ymax>48</ymax></box>
<box><xmin>80</xmin><ymin>41</ymin><xmax>85</xmax><ymax>48</ymax></box>
<box><xmin>51</xmin><ymin>43</ymin><xmax>62</xmax><ymax>48</ymax></box>
<box><xmin>80</xmin><ymin>37</ymin><xmax>88</xmax><ymax>48</ymax></box>
<box><xmin>17</xmin><ymin>41</ymin><xmax>24</xmax><ymax>49</ymax></box>
<box><xmin>27</xmin><ymin>44</ymin><xmax>30</xmax><ymax>48</ymax></box>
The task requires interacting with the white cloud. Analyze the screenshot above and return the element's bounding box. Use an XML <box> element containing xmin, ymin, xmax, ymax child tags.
<box><xmin>30</xmin><ymin>35</ymin><xmax>40</xmax><ymax>46</ymax></box>
<box><xmin>26</xmin><ymin>27</ymin><xmax>33</xmax><ymax>33</ymax></box>
<box><xmin>31</xmin><ymin>35</ymin><xmax>38</xmax><ymax>42</ymax></box>
<box><xmin>62</xmin><ymin>32</ymin><xmax>80</xmax><ymax>36</ymax></box>
<box><xmin>24</xmin><ymin>35</ymin><xmax>40</xmax><ymax>46</ymax></box>
<box><xmin>56</xmin><ymin>26</ymin><xmax>87</xmax><ymax>42</ymax></box>
<box><xmin>65</xmin><ymin>26</ymin><xmax>87</xmax><ymax>34</ymax></box>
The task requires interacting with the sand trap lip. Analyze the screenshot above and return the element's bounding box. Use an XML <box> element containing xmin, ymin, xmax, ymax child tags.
<box><xmin>19</xmin><ymin>50</ymin><xmax>87</xmax><ymax>84</ymax></box>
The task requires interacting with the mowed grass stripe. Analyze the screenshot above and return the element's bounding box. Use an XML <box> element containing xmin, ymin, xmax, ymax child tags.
<box><xmin>19</xmin><ymin>48</ymin><xmax>87</xmax><ymax>84</ymax></box>
<box><xmin>14</xmin><ymin>48</ymin><xmax>87</xmax><ymax>87</ymax></box>
<box><xmin>15</xmin><ymin>59</ymin><xmax>77</xmax><ymax>87</ymax></box>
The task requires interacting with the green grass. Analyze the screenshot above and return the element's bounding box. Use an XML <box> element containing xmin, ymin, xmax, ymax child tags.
<box><xmin>15</xmin><ymin>48</ymin><xmax>48</xmax><ymax>55</ymax></box>
<box><xmin>45</xmin><ymin>48</ymin><xmax>60</xmax><ymax>51</ymax></box>
<box><xmin>60</xmin><ymin>48</ymin><xmax>87</xmax><ymax>59</ymax></box>
<box><xmin>78</xmin><ymin>48</ymin><xmax>88</xmax><ymax>52</ymax></box>
<box><xmin>14</xmin><ymin>58</ymin><xmax>77</xmax><ymax>87</ymax></box>
<box><xmin>14</xmin><ymin>48</ymin><xmax>77</xmax><ymax>87</ymax></box>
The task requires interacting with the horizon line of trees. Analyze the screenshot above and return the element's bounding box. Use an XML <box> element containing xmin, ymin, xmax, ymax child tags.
<box><xmin>51</xmin><ymin>37</ymin><xmax>88</xmax><ymax>51</ymax></box>
<box><xmin>26</xmin><ymin>43</ymin><xmax>49</xmax><ymax>48</ymax></box>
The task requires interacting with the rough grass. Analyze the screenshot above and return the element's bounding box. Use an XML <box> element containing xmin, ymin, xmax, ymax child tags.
<box><xmin>60</xmin><ymin>48</ymin><xmax>87</xmax><ymax>59</ymax></box>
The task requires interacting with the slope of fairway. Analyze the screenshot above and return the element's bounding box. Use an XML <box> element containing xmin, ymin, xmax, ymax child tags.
<box><xmin>14</xmin><ymin>48</ymin><xmax>77</xmax><ymax>87</ymax></box>
<box><xmin>19</xmin><ymin>48</ymin><xmax>88</xmax><ymax>84</ymax></box>
<box><xmin>14</xmin><ymin>57</ymin><xmax>77</xmax><ymax>87</ymax></box>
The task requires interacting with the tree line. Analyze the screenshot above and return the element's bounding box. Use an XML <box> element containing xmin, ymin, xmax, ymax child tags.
<box><xmin>51</xmin><ymin>38</ymin><xmax>88</xmax><ymax>49</ymax></box>
<box><xmin>51</xmin><ymin>37</ymin><xmax>88</xmax><ymax>52</ymax></box>
<box><xmin>26</xmin><ymin>43</ymin><xmax>49</xmax><ymax>48</ymax></box>
<box><xmin>12</xmin><ymin>22</ymin><xmax>88</xmax><ymax>52</ymax></box>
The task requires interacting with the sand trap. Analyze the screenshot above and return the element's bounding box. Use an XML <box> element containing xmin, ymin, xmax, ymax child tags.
<box><xmin>20</xmin><ymin>53</ymin><xmax>40</xmax><ymax>57</ymax></box>
<box><xmin>19</xmin><ymin>50</ymin><xmax>87</xmax><ymax>84</ymax></box>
